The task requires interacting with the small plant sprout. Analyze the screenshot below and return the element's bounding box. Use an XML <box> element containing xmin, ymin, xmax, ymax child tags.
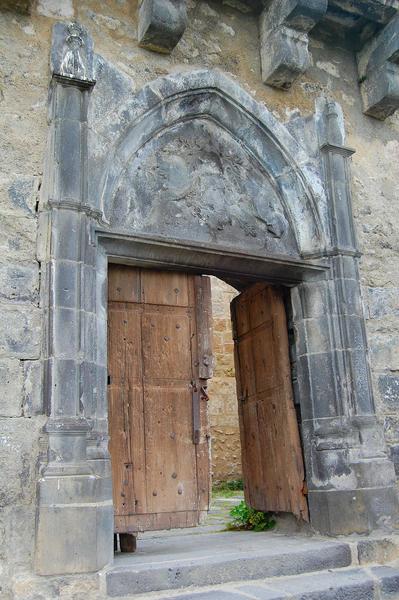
<box><xmin>227</xmin><ymin>500</ymin><xmax>276</xmax><ymax>532</ymax></box>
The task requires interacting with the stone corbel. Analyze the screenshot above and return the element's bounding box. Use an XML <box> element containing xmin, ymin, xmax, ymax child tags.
<box><xmin>357</xmin><ymin>13</ymin><xmax>399</xmax><ymax>119</ymax></box>
<box><xmin>138</xmin><ymin>0</ymin><xmax>188</xmax><ymax>54</ymax></box>
<box><xmin>260</xmin><ymin>0</ymin><xmax>328</xmax><ymax>89</ymax></box>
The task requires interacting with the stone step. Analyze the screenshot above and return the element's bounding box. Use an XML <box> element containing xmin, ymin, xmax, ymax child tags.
<box><xmin>104</xmin><ymin>531</ymin><xmax>353</xmax><ymax>597</ymax></box>
<box><xmin>128</xmin><ymin>565</ymin><xmax>399</xmax><ymax>599</ymax></box>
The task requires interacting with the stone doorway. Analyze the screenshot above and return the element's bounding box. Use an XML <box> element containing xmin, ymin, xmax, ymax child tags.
<box><xmin>35</xmin><ymin>28</ymin><xmax>398</xmax><ymax>574</ymax></box>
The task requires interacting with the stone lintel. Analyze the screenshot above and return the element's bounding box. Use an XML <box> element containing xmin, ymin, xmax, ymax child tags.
<box><xmin>358</xmin><ymin>13</ymin><xmax>399</xmax><ymax>119</ymax></box>
<box><xmin>260</xmin><ymin>0</ymin><xmax>328</xmax><ymax>89</ymax></box>
<box><xmin>138</xmin><ymin>0</ymin><xmax>188</xmax><ymax>54</ymax></box>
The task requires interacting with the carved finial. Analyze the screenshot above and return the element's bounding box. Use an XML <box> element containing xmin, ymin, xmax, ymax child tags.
<box><xmin>60</xmin><ymin>22</ymin><xmax>86</xmax><ymax>80</ymax></box>
<box><xmin>51</xmin><ymin>21</ymin><xmax>94</xmax><ymax>85</ymax></box>
<box><xmin>325</xmin><ymin>99</ymin><xmax>344</xmax><ymax>146</ymax></box>
<box><xmin>316</xmin><ymin>96</ymin><xmax>346</xmax><ymax>148</ymax></box>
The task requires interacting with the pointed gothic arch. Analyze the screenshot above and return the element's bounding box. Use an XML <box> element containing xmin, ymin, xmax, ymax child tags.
<box><xmin>94</xmin><ymin>69</ymin><xmax>326</xmax><ymax>259</ymax></box>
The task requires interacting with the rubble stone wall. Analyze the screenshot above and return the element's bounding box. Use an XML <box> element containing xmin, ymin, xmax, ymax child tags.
<box><xmin>208</xmin><ymin>277</ymin><xmax>241</xmax><ymax>484</ymax></box>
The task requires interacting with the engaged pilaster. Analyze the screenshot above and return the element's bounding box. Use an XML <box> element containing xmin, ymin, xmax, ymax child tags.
<box><xmin>35</xmin><ymin>22</ymin><xmax>113</xmax><ymax>576</ymax></box>
<box><xmin>292</xmin><ymin>98</ymin><xmax>398</xmax><ymax>535</ymax></box>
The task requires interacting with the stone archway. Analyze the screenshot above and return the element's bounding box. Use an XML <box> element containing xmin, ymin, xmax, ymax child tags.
<box><xmin>35</xmin><ymin>22</ymin><xmax>398</xmax><ymax>576</ymax></box>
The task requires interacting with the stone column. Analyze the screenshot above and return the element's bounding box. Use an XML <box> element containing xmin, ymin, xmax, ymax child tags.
<box><xmin>292</xmin><ymin>99</ymin><xmax>398</xmax><ymax>534</ymax></box>
<box><xmin>35</xmin><ymin>22</ymin><xmax>113</xmax><ymax>575</ymax></box>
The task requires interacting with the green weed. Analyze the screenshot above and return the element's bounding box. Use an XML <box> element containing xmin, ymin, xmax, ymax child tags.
<box><xmin>227</xmin><ymin>500</ymin><xmax>276</xmax><ymax>532</ymax></box>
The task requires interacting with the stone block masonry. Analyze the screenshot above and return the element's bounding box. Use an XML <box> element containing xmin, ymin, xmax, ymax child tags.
<box><xmin>208</xmin><ymin>277</ymin><xmax>241</xmax><ymax>483</ymax></box>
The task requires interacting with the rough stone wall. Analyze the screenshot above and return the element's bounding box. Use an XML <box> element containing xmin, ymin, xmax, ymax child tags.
<box><xmin>0</xmin><ymin>4</ymin><xmax>47</xmax><ymax>597</ymax></box>
<box><xmin>0</xmin><ymin>0</ymin><xmax>399</xmax><ymax>597</ymax></box>
<box><xmin>208</xmin><ymin>277</ymin><xmax>241</xmax><ymax>484</ymax></box>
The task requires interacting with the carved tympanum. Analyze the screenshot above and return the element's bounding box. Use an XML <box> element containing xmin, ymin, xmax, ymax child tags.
<box><xmin>108</xmin><ymin>120</ymin><xmax>296</xmax><ymax>255</ymax></box>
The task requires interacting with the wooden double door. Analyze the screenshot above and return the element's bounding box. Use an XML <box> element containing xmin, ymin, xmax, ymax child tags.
<box><xmin>107</xmin><ymin>266</ymin><xmax>308</xmax><ymax>536</ymax></box>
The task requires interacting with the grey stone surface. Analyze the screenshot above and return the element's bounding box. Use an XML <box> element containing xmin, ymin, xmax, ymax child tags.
<box><xmin>358</xmin><ymin>13</ymin><xmax>399</xmax><ymax>119</ymax></box>
<box><xmin>274</xmin><ymin>568</ymin><xmax>376</xmax><ymax>599</ymax></box>
<box><xmin>0</xmin><ymin>215</ymin><xmax>37</xmax><ymax>261</ymax></box>
<box><xmin>367</xmin><ymin>287</ymin><xmax>399</xmax><ymax>318</ymax></box>
<box><xmin>106</xmin><ymin>532</ymin><xmax>351</xmax><ymax>596</ymax></box>
<box><xmin>0</xmin><ymin>417</ymin><xmax>44</xmax><ymax>507</ymax></box>
<box><xmin>378</xmin><ymin>374</ymin><xmax>399</xmax><ymax>411</ymax></box>
<box><xmin>22</xmin><ymin>360</ymin><xmax>43</xmax><ymax>417</ymax></box>
<box><xmin>109</xmin><ymin>118</ymin><xmax>297</xmax><ymax>257</ymax></box>
<box><xmin>0</xmin><ymin>262</ymin><xmax>39</xmax><ymax>303</ymax></box>
<box><xmin>0</xmin><ymin>306</ymin><xmax>41</xmax><ymax>359</ymax></box>
<box><xmin>0</xmin><ymin>176</ymin><xmax>37</xmax><ymax>216</ymax></box>
<box><xmin>372</xmin><ymin>565</ymin><xmax>399</xmax><ymax>597</ymax></box>
<box><xmin>236</xmin><ymin>586</ymin><xmax>288</xmax><ymax>599</ymax></box>
<box><xmin>95</xmin><ymin>68</ymin><xmax>326</xmax><ymax>258</ymax></box>
<box><xmin>35</xmin><ymin>19</ymin><xmax>113</xmax><ymax>578</ymax></box>
<box><xmin>358</xmin><ymin>537</ymin><xmax>399</xmax><ymax>564</ymax></box>
<box><xmin>138</xmin><ymin>0</ymin><xmax>188</xmax><ymax>54</ymax></box>
<box><xmin>106</xmin><ymin>542</ymin><xmax>399</xmax><ymax>599</ymax></box>
<box><xmin>0</xmin><ymin>358</ymin><xmax>23</xmax><ymax>417</ymax></box>
<box><xmin>162</xmin><ymin>593</ymin><xmax>248</xmax><ymax>600</ymax></box>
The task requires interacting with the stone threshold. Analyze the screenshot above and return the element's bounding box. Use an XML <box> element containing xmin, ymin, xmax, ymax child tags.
<box><xmin>106</xmin><ymin>565</ymin><xmax>399</xmax><ymax>599</ymax></box>
<box><xmin>102</xmin><ymin>529</ymin><xmax>399</xmax><ymax>597</ymax></box>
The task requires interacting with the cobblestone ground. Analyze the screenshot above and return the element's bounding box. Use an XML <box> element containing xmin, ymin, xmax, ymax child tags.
<box><xmin>203</xmin><ymin>493</ymin><xmax>244</xmax><ymax>530</ymax></box>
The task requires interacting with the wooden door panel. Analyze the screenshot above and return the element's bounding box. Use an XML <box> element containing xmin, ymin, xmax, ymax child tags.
<box><xmin>108</xmin><ymin>264</ymin><xmax>141</xmax><ymax>303</ymax></box>
<box><xmin>108</xmin><ymin>266</ymin><xmax>212</xmax><ymax>534</ymax></box>
<box><xmin>144</xmin><ymin>386</ymin><xmax>198</xmax><ymax>514</ymax></box>
<box><xmin>108</xmin><ymin>305</ymin><xmax>142</xmax><ymax>385</ymax></box>
<box><xmin>141</xmin><ymin>270</ymin><xmax>191</xmax><ymax>306</ymax></box>
<box><xmin>232</xmin><ymin>283</ymin><xmax>308</xmax><ymax>521</ymax></box>
<box><xmin>108</xmin><ymin>385</ymin><xmax>136</xmax><ymax>516</ymax></box>
<box><xmin>127</xmin><ymin>386</ymin><xmax>147</xmax><ymax>515</ymax></box>
<box><xmin>251</xmin><ymin>325</ymin><xmax>277</xmax><ymax>393</ymax></box>
<box><xmin>239</xmin><ymin>399</ymin><xmax>265</xmax><ymax>508</ymax></box>
<box><xmin>142</xmin><ymin>309</ymin><xmax>193</xmax><ymax>381</ymax></box>
<box><xmin>248</xmin><ymin>285</ymin><xmax>269</xmax><ymax>330</ymax></box>
<box><xmin>115</xmin><ymin>510</ymin><xmax>202</xmax><ymax>534</ymax></box>
<box><xmin>234</xmin><ymin>335</ymin><xmax>258</xmax><ymax>399</ymax></box>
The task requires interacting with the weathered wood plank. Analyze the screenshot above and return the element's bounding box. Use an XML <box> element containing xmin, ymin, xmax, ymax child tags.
<box><xmin>108</xmin><ymin>265</ymin><xmax>211</xmax><ymax>534</ymax></box>
<box><xmin>231</xmin><ymin>283</ymin><xmax>309</xmax><ymax>521</ymax></box>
